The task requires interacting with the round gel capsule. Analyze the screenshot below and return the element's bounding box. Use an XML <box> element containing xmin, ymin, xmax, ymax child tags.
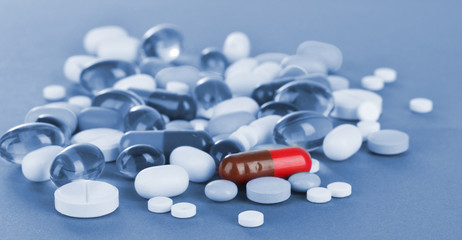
<box><xmin>238</xmin><ymin>210</ymin><xmax>264</xmax><ymax>228</ymax></box>
<box><xmin>200</xmin><ymin>47</ymin><xmax>228</xmax><ymax>74</ymax></box>
<box><xmin>116</xmin><ymin>144</ymin><xmax>165</xmax><ymax>179</ymax></box>
<box><xmin>124</xmin><ymin>105</ymin><xmax>165</xmax><ymax>131</ymax></box>
<box><xmin>148</xmin><ymin>196</ymin><xmax>173</xmax><ymax>213</ymax></box>
<box><xmin>171</xmin><ymin>202</ymin><xmax>196</xmax><ymax>219</ymax></box>
<box><xmin>307</xmin><ymin>187</ymin><xmax>332</xmax><ymax>203</ymax></box>
<box><xmin>63</xmin><ymin>55</ymin><xmax>98</xmax><ymax>83</ymax></box>
<box><xmin>193</xmin><ymin>77</ymin><xmax>232</xmax><ymax>109</ymax></box>
<box><xmin>92</xmin><ymin>88</ymin><xmax>145</xmax><ymax>115</ymax></box>
<box><xmin>204</xmin><ymin>180</ymin><xmax>238</xmax><ymax>202</ymax></box>
<box><xmin>327</xmin><ymin>182</ymin><xmax>352</xmax><ymax>198</ymax></box>
<box><xmin>142</xmin><ymin>24</ymin><xmax>183</xmax><ymax>62</ymax></box>
<box><xmin>409</xmin><ymin>98</ymin><xmax>433</xmax><ymax>113</ymax></box>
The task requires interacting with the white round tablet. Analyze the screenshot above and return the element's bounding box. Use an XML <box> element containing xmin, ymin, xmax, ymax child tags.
<box><xmin>43</xmin><ymin>85</ymin><xmax>66</xmax><ymax>101</ymax></box>
<box><xmin>409</xmin><ymin>98</ymin><xmax>433</xmax><ymax>113</ymax></box>
<box><xmin>148</xmin><ymin>196</ymin><xmax>173</xmax><ymax>213</ymax></box>
<box><xmin>309</xmin><ymin>158</ymin><xmax>320</xmax><ymax>173</ymax></box>
<box><xmin>361</xmin><ymin>75</ymin><xmax>384</xmax><ymax>91</ymax></box>
<box><xmin>238</xmin><ymin>210</ymin><xmax>264</xmax><ymax>228</ymax></box>
<box><xmin>327</xmin><ymin>182</ymin><xmax>352</xmax><ymax>198</ymax></box>
<box><xmin>307</xmin><ymin>187</ymin><xmax>332</xmax><ymax>203</ymax></box>
<box><xmin>357</xmin><ymin>101</ymin><xmax>381</xmax><ymax>121</ymax></box>
<box><xmin>68</xmin><ymin>95</ymin><xmax>92</xmax><ymax>109</ymax></box>
<box><xmin>171</xmin><ymin>202</ymin><xmax>196</xmax><ymax>219</ymax></box>
<box><xmin>374</xmin><ymin>67</ymin><xmax>397</xmax><ymax>83</ymax></box>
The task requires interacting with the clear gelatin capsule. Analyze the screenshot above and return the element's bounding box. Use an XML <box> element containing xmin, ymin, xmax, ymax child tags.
<box><xmin>124</xmin><ymin>105</ymin><xmax>165</xmax><ymax>131</ymax></box>
<box><xmin>92</xmin><ymin>88</ymin><xmax>145</xmax><ymax>115</ymax></box>
<box><xmin>258</xmin><ymin>101</ymin><xmax>298</xmax><ymax>118</ymax></box>
<box><xmin>200</xmin><ymin>47</ymin><xmax>229</xmax><ymax>74</ymax></box>
<box><xmin>141</xmin><ymin>24</ymin><xmax>183</xmax><ymax>62</ymax></box>
<box><xmin>35</xmin><ymin>115</ymin><xmax>72</xmax><ymax>141</ymax></box>
<box><xmin>80</xmin><ymin>59</ymin><xmax>138</xmax><ymax>94</ymax></box>
<box><xmin>275</xmin><ymin>80</ymin><xmax>334</xmax><ymax>116</ymax></box>
<box><xmin>251</xmin><ymin>80</ymin><xmax>292</xmax><ymax>106</ymax></box>
<box><xmin>25</xmin><ymin>105</ymin><xmax>78</xmax><ymax>138</ymax></box>
<box><xmin>0</xmin><ymin>123</ymin><xmax>65</xmax><ymax>164</ymax></box>
<box><xmin>273</xmin><ymin>111</ymin><xmax>332</xmax><ymax>150</ymax></box>
<box><xmin>50</xmin><ymin>143</ymin><xmax>105</xmax><ymax>187</ymax></box>
<box><xmin>78</xmin><ymin>107</ymin><xmax>123</xmax><ymax>131</ymax></box>
<box><xmin>116</xmin><ymin>144</ymin><xmax>165</xmax><ymax>179</ymax></box>
<box><xmin>193</xmin><ymin>77</ymin><xmax>232</xmax><ymax>109</ymax></box>
<box><xmin>209</xmin><ymin>139</ymin><xmax>245</xmax><ymax>164</ymax></box>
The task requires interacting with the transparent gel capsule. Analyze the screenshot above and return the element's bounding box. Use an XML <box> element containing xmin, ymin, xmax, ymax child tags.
<box><xmin>258</xmin><ymin>101</ymin><xmax>298</xmax><ymax>118</ymax></box>
<box><xmin>209</xmin><ymin>139</ymin><xmax>244</xmax><ymax>165</ymax></box>
<box><xmin>78</xmin><ymin>107</ymin><xmax>123</xmax><ymax>130</ymax></box>
<box><xmin>36</xmin><ymin>115</ymin><xmax>72</xmax><ymax>140</ymax></box>
<box><xmin>139</xmin><ymin>57</ymin><xmax>171</xmax><ymax>77</ymax></box>
<box><xmin>200</xmin><ymin>47</ymin><xmax>229</xmax><ymax>74</ymax></box>
<box><xmin>50</xmin><ymin>143</ymin><xmax>105</xmax><ymax>187</ymax></box>
<box><xmin>251</xmin><ymin>80</ymin><xmax>292</xmax><ymax>106</ymax></box>
<box><xmin>25</xmin><ymin>105</ymin><xmax>78</xmax><ymax>138</ymax></box>
<box><xmin>193</xmin><ymin>77</ymin><xmax>232</xmax><ymax>109</ymax></box>
<box><xmin>80</xmin><ymin>59</ymin><xmax>138</xmax><ymax>94</ymax></box>
<box><xmin>116</xmin><ymin>144</ymin><xmax>165</xmax><ymax>179</ymax></box>
<box><xmin>0</xmin><ymin>123</ymin><xmax>65</xmax><ymax>164</ymax></box>
<box><xmin>275</xmin><ymin>80</ymin><xmax>334</xmax><ymax>116</ymax></box>
<box><xmin>141</xmin><ymin>24</ymin><xmax>183</xmax><ymax>62</ymax></box>
<box><xmin>273</xmin><ymin>111</ymin><xmax>333</xmax><ymax>151</ymax></box>
<box><xmin>92</xmin><ymin>88</ymin><xmax>145</xmax><ymax>115</ymax></box>
<box><xmin>124</xmin><ymin>105</ymin><xmax>165</xmax><ymax>131</ymax></box>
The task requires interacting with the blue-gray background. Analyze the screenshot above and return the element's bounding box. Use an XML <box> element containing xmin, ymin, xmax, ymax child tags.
<box><xmin>0</xmin><ymin>0</ymin><xmax>461</xmax><ymax>239</ymax></box>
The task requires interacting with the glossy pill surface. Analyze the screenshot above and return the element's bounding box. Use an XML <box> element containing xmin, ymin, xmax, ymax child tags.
<box><xmin>134</xmin><ymin>165</ymin><xmax>189</xmax><ymax>198</ymax></box>
<box><xmin>116</xmin><ymin>144</ymin><xmax>165</xmax><ymax>179</ymax></box>
<box><xmin>92</xmin><ymin>88</ymin><xmax>145</xmax><ymax>115</ymax></box>
<box><xmin>193</xmin><ymin>78</ymin><xmax>232</xmax><ymax>109</ymax></box>
<box><xmin>204</xmin><ymin>180</ymin><xmax>238</xmax><ymax>202</ymax></box>
<box><xmin>22</xmin><ymin>145</ymin><xmax>64</xmax><ymax>182</ymax></box>
<box><xmin>246</xmin><ymin>177</ymin><xmax>291</xmax><ymax>204</ymax></box>
<box><xmin>170</xmin><ymin>146</ymin><xmax>216</xmax><ymax>183</ymax></box>
<box><xmin>141</xmin><ymin>24</ymin><xmax>183</xmax><ymax>62</ymax></box>
<box><xmin>200</xmin><ymin>47</ymin><xmax>228</xmax><ymax>74</ymax></box>
<box><xmin>323</xmin><ymin>124</ymin><xmax>362</xmax><ymax>161</ymax></box>
<box><xmin>124</xmin><ymin>105</ymin><xmax>165</xmax><ymax>131</ymax></box>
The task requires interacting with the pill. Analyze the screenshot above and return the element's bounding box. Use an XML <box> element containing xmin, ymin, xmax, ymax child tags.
<box><xmin>116</xmin><ymin>144</ymin><xmax>165</xmax><ymax>179</ymax></box>
<box><xmin>209</xmin><ymin>139</ymin><xmax>244</xmax><ymax>164</ymax></box>
<box><xmin>148</xmin><ymin>196</ymin><xmax>173</xmax><ymax>213</ymax></box>
<box><xmin>258</xmin><ymin>101</ymin><xmax>298</xmax><ymax>118</ymax></box>
<box><xmin>71</xmin><ymin>128</ymin><xmax>123</xmax><ymax>162</ymax></box>
<box><xmin>288</xmin><ymin>172</ymin><xmax>321</xmax><ymax>192</ymax></box>
<box><xmin>68</xmin><ymin>95</ymin><xmax>92</xmax><ymax>109</ymax></box>
<box><xmin>92</xmin><ymin>88</ymin><xmax>145</xmax><ymax>115</ymax></box>
<box><xmin>223</xmin><ymin>32</ymin><xmax>250</xmax><ymax>63</ymax></box>
<box><xmin>35</xmin><ymin>115</ymin><xmax>71</xmax><ymax>140</ymax></box>
<box><xmin>212</xmin><ymin>97</ymin><xmax>259</xmax><ymax>118</ymax></box>
<box><xmin>165</xmin><ymin>81</ymin><xmax>190</xmax><ymax>95</ymax></box>
<box><xmin>357</xmin><ymin>101</ymin><xmax>381</xmax><ymax>121</ymax></box>
<box><xmin>206</xmin><ymin>112</ymin><xmax>255</xmax><ymax>137</ymax></box>
<box><xmin>25</xmin><ymin>105</ymin><xmax>78</xmax><ymax>137</ymax></box>
<box><xmin>374</xmin><ymin>67</ymin><xmax>397</xmax><ymax>83</ymax></box>
<box><xmin>367</xmin><ymin>129</ymin><xmax>409</xmax><ymax>155</ymax></box>
<box><xmin>224</xmin><ymin>58</ymin><xmax>258</xmax><ymax>79</ymax></box>
<box><xmin>54</xmin><ymin>180</ymin><xmax>119</xmax><ymax>218</ymax></box>
<box><xmin>124</xmin><ymin>105</ymin><xmax>165</xmax><ymax>131</ymax></box>
<box><xmin>83</xmin><ymin>25</ymin><xmax>128</xmax><ymax>54</ymax></box>
<box><xmin>327</xmin><ymin>182</ymin><xmax>352</xmax><ymax>198</ymax></box>
<box><xmin>219</xmin><ymin>147</ymin><xmax>311</xmax><ymax>184</ymax></box>
<box><xmin>193</xmin><ymin>77</ymin><xmax>232</xmax><ymax>109</ymax></box>
<box><xmin>246</xmin><ymin>176</ymin><xmax>291</xmax><ymax>204</ymax></box>
<box><xmin>78</xmin><ymin>107</ymin><xmax>123</xmax><ymax>130</ymax></box>
<box><xmin>274</xmin><ymin>111</ymin><xmax>333</xmax><ymax>151</ymax></box>
<box><xmin>113</xmin><ymin>74</ymin><xmax>156</xmax><ymax>91</ymax></box>
<box><xmin>171</xmin><ymin>202</ymin><xmax>196</xmax><ymax>219</ymax></box>
<box><xmin>296</xmin><ymin>40</ymin><xmax>343</xmax><ymax>72</ymax></box>
<box><xmin>331</xmin><ymin>89</ymin><xmax>383</xmax><ymax>120</ymax></box>
<box><xmin>155</xmin><ymin>65</ymin><xmax>200</xmax><ymax>89</ymax></box>
<box><xmin>323</xmin><ymin>124</ymin><xmax>362</xmax><ymax>161</ymax></box>
<box><xmin>46</xmin><ymin>102</ymin><xmax>82</xmax><ymax>116</ymax></box>
<box><xmin>238</xmin><ymin>210</ymin><xmax>264</xmax><ymax>228</ymax></box>
<box><xmin>21</xmin><ymin>145</ymin><xmax>64</xmax><ymax>182</ymax></box>
<box><xmin>281</xmin><ymin>55</ymin><xmax>328</xmax><ymax>75</ymax></box>
<box><xmin>229</xmin><ymin>115</ymin><xmax>281</xmax><ymax>150</ymax></box>
<box><xmin>96</xmin><ymin>36</ymin><xmax>140</xmax><ymax>62</ymax></box>
<box><xmin>165</xmin><ymin>120</ymin><xmax>194</xmax><ymax>131</ymax></box>
<box><xmin>200</xmin><ymin>47</ymin><xmax>229</xmax><ymax>74</ymax></box>
<box><xmin>226</xmin><ymin>72</ymin><xmax>271</xmax><ymax>97</ymax></box>
<box><xmin>189</xmin><ymin>118</ymin><xmax>208</xmax><ymax>131</ymax></box>
<box><xmin>275</xmin><ymin>80</ymin><xmax>334</xmax><ymax>116</ymax></box>
<box><xmin>357</xmin><ymin>121</ymin><xmax>381</xmax><ymax>140</ymax></box>
<box><xmin>142</xmin><ymin>24</ymin><xmax>183</xmax><ymax>62</ymax></box>
<box><xmin>361</xmin><ymin>75</ymin><xmax>384</xmax><ymax>91</ymax></box>
<box><xmin>170</xmin><ymin>146</ymin><xmax>216</xmax><ymax>183</ymax></box>
<box><xmin>307</xmin><ymin>187</ymin><xmax>332</xmax><ymax>203</ymax></box>
<box><xmin>139</xmin><ymin>57</ymin><xmax>171</xmax><ymax>77</ymax></box>
<box><xmin>80</xmin><ymin>59</ymin><xmax>138</xmax><ymax>94</ymax></box>
<box><xmin>251</xmin><ymin>79</ymin><xmax>291</xmax><ymax>105</ymax></box>
<box><xmin>278</xmin><ymin>65</ymin><xmax>308</xmax><ymax>79</ymax></box>
<box><xmin>43</xmin><ymin>84</ymin><xmax>66</xmax><ymax>101</ymax></box>
<box><xmin>50</xmin><ymin>143</ymin><xmax>105</xmax><ymax>187</ymax></box>
<box><xmin>63</xmin><ymin>55</ymin><xmax>98</xmax><ymax>83</ymax></box>
<box><xmin>135</xmin><ymin>165</ymin><xmax>189</xmax><ymax>198</ymax></box>
<box><xmin>326</xmin><ymin>75</ymin><xmax>349</xmax><ymax>91</ymax></box>
<box><xmin>409</xmin><ymin>98</ymin><xmax>433</xmax><ymax>113</ymax></box>
<box><xmin>252</xmin><ymin>62</ymin><xmax>282</xmax><ymax>81</ymax></box>
<box><xmin>0</xmin><ymin>123</ymin><xmax>65</xmax><ymax>164</ymax></box>
<box><xmin>204</xmin><ymin>180</ymin><xmax>238</xmax><ymax>202</ymax></box>
<box><xmin>255</xmin><ymin>52</ymin><xmax>288</xmax><ymax>63</ymax></box>
<box><xmin>309</xmin><ymin>159</ymin><xmax>320</xmax><ymax>173</ymax></box>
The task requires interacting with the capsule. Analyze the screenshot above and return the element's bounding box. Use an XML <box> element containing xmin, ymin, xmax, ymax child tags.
<box><xmin>218</xmin><ymin>147</ymin><xmax>311</xmax><ymax>184</ymax></box>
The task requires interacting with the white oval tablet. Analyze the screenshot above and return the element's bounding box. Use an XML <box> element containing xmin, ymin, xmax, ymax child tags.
<box><xmin>409</xmin><ymin>98</ymin><xmax>433</xmax><ymax>113</ymax></box>
<box><xmin>96</xmin><ymin>36</ymin><xmax>139</xmax><ymax>62</ymax></box>
<box><xmin>148</xmin><ymin>196</ymin><xmax>173</xmax><ymax>213</ymax></box>
<box><xmin>170</xmin><ymin>146</ymin><xmax>216</xmax><ymax>183</ymax></box>
<box><xmin>114</xmin><ymin>74</ymin><xmax>156</xmax><ymax>91</ymax></box>
<box><xmin>68</xmin><ymin>95</ymin><xmax>92</xmax><ymax>109</ymax></box>
<box><xmin>307</xmin><ymin>187</ymin><xmax>332</xmax><ymax>203</ymax></box>
<box><xmin>225</xmin><ymin>72</ymin><xmax>270</xmax><ymax>97</ymax></box>
<box><xmin>83</xmin><ymin>25</ymin><xmax>128</xmax><ymax>54</ymax></box>
<box><xmin>43</xmin><ymin>85</ymin><xmax>66</xmax><ymax>101</ymax></box>
<box><xmin>134</xmin><ymin>165</ymin><xmax>189</xmax><ymax>198</ymax></box>
<box><xmin>71</xmin><ymin>128</ymin><xmax>123</xmax><ymax>162</ymax></box>
<box><xmin>323</xmin><ymin>124</ymin><xmax>362</xmax><ymax>161</ymax></box>
<box><xmin>212</xmin><ymin>97</ymin><xmax>259</xmax><ymax>118</ymax></box>
<box><xmin>327</xmin><ymin>182</ymin><xmax>352</xmax><ymax>198</ymax></box>
<box><xmin>223</xmin><ymin>32</ymin><xmax>251</xmax><ymax>63</ymax></box>
<box><xmin>238</xmin><ymin>210</ymin><xmax>264</xmax><ymax>228</ymax></box>
<box><xmin>331</xmin><ymin>89</ymin><xmax>383</xmax><ymax>120</ymax></box>
<box><xmin>22</xmin><ymin>145</ymin><xmax>64</xmax><ymax>182</ymax></box>
<box><xmin>171</xmin><ymin>202</ymin><xmax>196</xmax><ymax>219</ymax></box>
<box><xmin>63</xmin><ymin>55</ymin><xmax>98</xmax><ymax>83</ymax></box>
<box><xmin>374</xmin><ymin>67</ymin><xmax>397</xmax><ymax>83</ymax></box>
<box><xmin>252</xmin><ymin>62</ymin><xmax>282</xmax><ymax>81</ymax></box>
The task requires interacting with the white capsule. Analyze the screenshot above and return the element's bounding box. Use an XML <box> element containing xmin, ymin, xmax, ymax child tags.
<box><xmin>223</xmin><ymin>32</ymin><xmax>251</xmax><ymax>63</ymax></box>
<box><xmin>83</xmin><ymin>26</ymin><xmax>128</xmax><ymax>54</ymax></box>
<box><xmin>361</xmin><ymin>75</ymin><xmax>384</xmax><ymax>91</ymax></box>
<box><xmin>43</xmin><ymin>85</ymin><xmax>66</xmax><ymax>101</ymax></box>
<box><xmin>165</xmin><ymin>81</ymin><xmax>190</xmax><ymax>95</ymax></box>
<box><xmin>357</xmin><ymin>101</ymin><xmax>381</xmax><ymax>121</ymax></box>
<box><xmin>410</xmin><ymin>98</ymin><xmax>433</xmax><ymax>113</ymax></box>
<box><xmin>96</xmin><ymin>36</ymin><xmax>140</xmax><ymax>62</ymax></box>
<box><xmin>323</xmin><ymin>124</ymin><xmax>362</xmax><ymax>161</ymax></box>
<box><xmin>22</xmin><ymin>146</ymin><xmax>64</xmax><ymax>182</ymax></box>
<box><xmin>63</xmin><ymin>55</ymin><xmax>98</xmax><ymax>83</ymax></box>
<box><xmin>374</xmin><ymin>67</ymin><xmax>397</xmax><ymax>83</ymax></box>
<box><xmin>113</xmin><ymin>74</ymin><xmax>156</xmax><ymax>91</ymax></box>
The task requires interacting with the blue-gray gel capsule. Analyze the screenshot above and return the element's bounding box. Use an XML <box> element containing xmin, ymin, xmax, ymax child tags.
<box><xmin>275</xmin><ymin>80</ymin><xmax>334</xmax><ymax>116</ymax></box>
<box><xmin>78</xmin><ymin>107</ymin><xmax>123</xmax><ymax>131</ymax></box>
<box><xmin>50</xmin><ymin>143</ymin><xmax>105</xmax><ymax>187</ymax></box>
<box><xmin>209</xmin><ymin>139</ymin><xmax>244</xmax><ymax>165</ymax></box>
<box><xmin>139</xmin><ymin>57</ymin><xmax>171</xmax><ymax>77</ymax></box>
<box><xmin>193</xmin><ymin>77</ymin><xmax>232</xmax><ymax>109</ymax></box>
<box><xmin>200</xmin><ymin>47</ymin><xmax>229</xmax><ymax>74</ymax></box>
<box><xmin>120</xmin><ymin>130</ymin><xmax>213</xmax><ymax>162</ymax></box>
<box><xmin>251</xmin><ymin>80</ymin><xmax>292</xmax><ymax>106</ymax></box>
<box><xmin>116</xmin><ymin>144</ymin><xmax>165</xmax><ymax>179</ymax></box>
<box><xmin>130</xmin><ymin>89</ymin><xmax>196</xmax><ymax>120</ymax></box>
<box><xmin>273</xmin><ymin>111</ymin><xmax>333</xmax><ymax>151</ymax></box>
<box><xmin>80</xmin><ymin>59</ymin><xmax>138</xmax><ymax>94</ymax></box>
<box><xmin>36</xmin><ymin>115</ymin><xmax>72</xmax><ymax>140</ymax></box>
<box><xmin>0</xmin><ymin>123</ymin><xmax>65</xmax><ymax>164</ymax></box>
<box><xmin>24</xmin><ymin>105</ymin><xmax>78</xmax><ymax>136</ymax></box>
<box><xmin>141</xmin><ymin>24</ymin><xmax>183</xmax><ymax>62</ymax></box>
<box><xmin>124</xmin><ymin>105</ymin><xmax>165</xmax><ymax>131</ymax></box>
<box><xmin>258</xmin><ymin>101</ymin><xmax>298</xmax><ymax>118</ymax></box>
<box><xmin>92</xmin><ymin>88</ymin><xmax>145</xmax><ymax>115</ymax></box>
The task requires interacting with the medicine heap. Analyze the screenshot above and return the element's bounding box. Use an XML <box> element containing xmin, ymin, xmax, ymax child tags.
<box><xmin>0</xmin><ymin>23</ymin><xmax>430</xmax><ymax>227</ymax></box>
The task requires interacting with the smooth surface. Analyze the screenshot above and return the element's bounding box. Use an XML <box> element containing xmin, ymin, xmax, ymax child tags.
<box><xmin>204</xmin><ymin>180</ymin><xmax>238</xmax><ymax>202</ymax></box>
<box><xmin>148</xmin><ymin>196</ymin><xmax>173</xmax><ymax>213</ymax></box>
<box><xmin>367</xmin><ymin>129</ymin><xmax>410</xmax><ymax>155</ymax></box>
<box><xmin>171</xmin><ymin>202</ymin><xmax>196</xmax><ymax>219</ymax></box>
<box><xmin>134</xmin><ymin>165</ymin><xmax>189</xmax><ymax>198</ymax></box>
<box><xmin>327</xmin><ymin>182</ymin><xmax>352</xmax><ymax>198</ymax></box>
<box><xmin>246</xmin><ymin>177</ymin><xmax>291</xmax><ymax>204</ymax></box>
<box><xmin>0</xmin><ymin>1</ymin><xmax>461</xmax><ymax>239</ymax></box>
<box><xmin>238</xmin><ymin>210</ymin><xmax>264</xmax><ymax>228</ymax></box>
<box><xmin>307</xmin><ymin>187</ymin><xmax>332</xmax><ymax>203</ymax></box>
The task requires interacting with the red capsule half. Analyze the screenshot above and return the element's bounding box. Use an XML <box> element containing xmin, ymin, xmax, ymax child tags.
<box><xmin>218</xmin><ymin>147</ymin><xmax>311</xmax><ymax>184</ymax></box>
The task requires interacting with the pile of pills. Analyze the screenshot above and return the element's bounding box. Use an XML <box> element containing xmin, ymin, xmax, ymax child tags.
<box><xmin>0</xmin><ymin>23</ymin><xmax>432</xmax><ymax>227</ymax></box>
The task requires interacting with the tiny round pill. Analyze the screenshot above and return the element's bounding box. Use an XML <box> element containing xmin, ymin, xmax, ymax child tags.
<box><xmin>409</xmin><ymin>98</ymin><xmax>433</xmax><ymax>113</ymax></box>
<box><xmin>288</xmin><ymin>172</ymin><xmax>321</xmax><ymax>192</ymax></box>
<box><xmin>171</xmin><ymin>202</ymin><xmax>196</xmax><ymax>219</ymax></box>
<box><xmin>367</xmin><ymin>129</ymin><xmax>409</xmax><ymax>155</ymax></box>
<box><xmin>374</xmin><ymin>67</ymin><xmax>397</xmax><ymax>83</ymax></box>
<box><xmin>361</xmin><ymin>75</ymin><xmax>384</xmax><ymax>91</ymax></box>
<box><xmin>357</xmin><ymin>101</ymin><xmax>381</xmax><ymax>121</ymax></box>
<box><xmin>238</xmin><ymin>210</ymin><xmax>264</xmax><ymax>228</ymax></box>
<box><xmin>327</xmin><ymin>182</ymin><xmax>352</xmax><ymax>198</ymax></box>
<box><xmin>204</xmin><ymin>180</ymin><xmax>238</xmax><ymax>202</ymax></box>
<box><xmin>43</xmin><ymin>85</ymin><xmax>66</xmax><ymax>101</ymax></box>
<box><xmin>148</xmin><ymin>196</ymin><xmax>173</xmax><ymax>213</ymax></box>
<box><xmin>307</xmin><ymin>187</ymin><xmax>332</xmax><ymax>203</ymax></box>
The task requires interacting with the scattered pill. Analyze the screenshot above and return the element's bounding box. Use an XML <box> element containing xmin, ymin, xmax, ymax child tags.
<box><xmin>71</xmin><ymin>128</ymin><xmax>123</xmax><ymax>162</ymax></box>
<box><xmin>113</xmin><ymin>74</ymin><xmax>156</xmax><ymax>91</ymax></box>
<box><xmin>165</xmin><ymin>120</ymin><xmax>194</xmax><ymax>131</ymax></box>
<box><xmin>206</xmin><ymin>111</ymin><xmax>255</xmax><ymax>137</ymax></box>
<box><xmin>323</xmin><ymin>124</ymin><xmax>362</xmax><ymax>161</ymax></box>
<box><xmin>326</xmin><ymin>75</ymin><xmax>349</xmax><ymax>91</ymax></box>
<box><xmin>255</xmin><ymin>52</ymin><xmax>288</xmax><ymax>63</ymax></box>
<box><xmin>170</xmin><ymin>146</ymin><xmax>216</xmax><ymax>183</ymax></box>
<box><xmin>309</xmin><ymin>159</ymin><xmax>320</xmax><ymax>173</ymax></box>
<box><xmin>54</xmin><ymin>180</ymin><xmax>119</xmax><ymax>218</ymax></box>
<box><xmin>68</xmin><ymin>95</ymin><xmax>92</xmax><ymax>108</ymax></box>
<box><xmin>327</xmin><ymin>182</ymin><xmax>352</xmax><ymax>198</ymax></box>
<box><xmin>357</xmin><ymin>121</ymin><xmax>381</xmax><ymax>140</ymax></box>
<box><xmin>165</xmin><ymin>81</ymin><xmax>190</xmax><ymax>95</ymax></box>
<box><xmin>288</xmin><ymin>172</ymin><xmax>321</xmax><ymax>192</ymax></box>
<box><xmin>21</xmin><ymin>145</ymin><xmax>64</xmax><ymax>182</ymax></box>
<box><xmin>357</xmin><ymin>101</ymin><xmax>381</xmax><ymax>121</ymax></box>
<box><xmin>124</xmin><ymin>105</ymin><xmax>165</xmax><ymax>131</ymax></box>
<box><xmin>238</xmin><ymin>210</ymin><xmax>264</xmax><ymax>228</ymax></box>
<box><xmin>25</xmin><ymin>105</ymin><xmax>78</xmax><ymax>137</ymax></box>
<box><xmin>134</xmin><ymin>165</ymin><xmax>189</xmax><ymax>198</ymax></box>
<box><xmin>63</xmin><ymin>55</ymin><xmax>98</xmax><ymax>83</ymax></box>
<box><xmin>200</xmin><ymin>47</ymin><xmax>228</xmax><ymax>74</ymax></box>
<box><xmin>307</xmin><ymin>187</ymin><xmax>332</xmax><ymax>203</ymax></box>
<box><xmin>204</xmin><ymin>180</ymin><xmax>238</xmax><ymax>202</ymax></box>
<box><xmin>148</xmin><ymin>196</ymin><xmax>173</xmax><ymax>213</ymax></box>
<box><xmin>96</xmin><ymin>36</ymin><xmax>139</xmax><ymax>62</ymax></box>
<box><xmin>281</xmin><ymin>55</ymin><xmax>328</xmax><ymax>75</ymax></box>
<box><xmin>223</xmin><ymin>32</ymin><xmax>250</xmax><ymax>62</ymax></box>
<box><xmin>155</xmin><ymin>65</ymin><xmax>200</xmax><ymax>89</ymax></box>
<box><xmin>361</xmin><ymin>75</ymin><xmax>384</xmax><ymax>91</ymax></box>
<box><xmin>78</xmin><ymin>107</ymin><xmax>123</xmax><ymax>130</ymax></box>
<box><xmin>367</xmin><ymin>129</ymin><xmax>409</xmax><ymax>155</ymax></box>
<box><xmin>116</xmin><ymin>144</ymin><xmax>165</xmax><ymax>179</ymax></box>
<box><xmin>246</xmin><ymin>177</ymin><xmax>291</xmax><ymax>204</ymax></box>
<box><xmin>193</xmin><ymin>77</ymin><xmax>232</xmax><ymax>109</ymax></box>
<box><xmin>409</xmin><ymin>98</ymin><xmax>433</xmax><ymax>113</ymax></box>
<box><xmin>83</xmin><ymin>25</ymin><xmax>128</xmax><ymax>54</ymax></box>
<box><xmin>331</xmin><ymin>89</ymin><xmax>383</xmax><ymax>120</ymax></box>
<box><xmin>43</xmin><ymin>84</ymin><xmax>66</xmax><ymax>101</ymax></box>
<box><xmin>142</xmin><ymin>24</ymin><xmax>183</xmax><ymax>62</ymax></box>
<box><xmin>278</xmin><ymin>65</ymin><xmax>308</xmax><ymax>79</ymax></box>
<box><xmin>212</xmin><ymin>97</ymin><xmax>259</xmax><ymax>118</ymax></box>
<box><xmin>374</xmin><ymin>67</ymin><xmax>397</xmax><ymax>83</ymax></box>
<box><xmin>253</xmin><ymin>61</ymin><xmax>282</xmax><ymax>81</ymax></box>
<box><xmin>171</xmin><ymin>202</ymin><xmax>196</xmax><ymax>219</ymax></box>
<box><xmin>296</xmin><ymin>40</ymin><xmax>343</xmax><ymax>72</ymax></box>
<box><xmin>258</xmin><ymin>101</ymin><xmax>298</xmax><ymax>118</ymax></box>
<box><xmin>209</xmin><ymin>139</ymin><xmax>244</xmax><ymax>164</ymax></box>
